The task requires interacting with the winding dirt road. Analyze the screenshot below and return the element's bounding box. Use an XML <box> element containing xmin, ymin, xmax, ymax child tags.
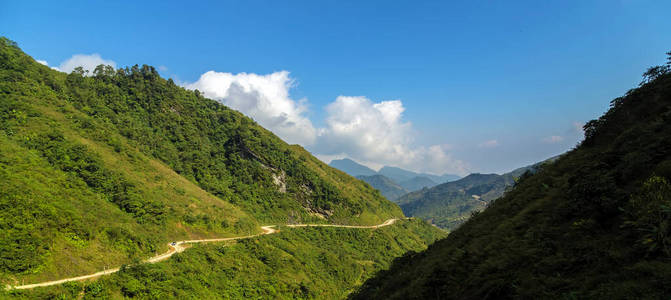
<box><xmin>6</xmin><ymin>219</ymin><xmax>400</xmax><ymax>290</ymax></box>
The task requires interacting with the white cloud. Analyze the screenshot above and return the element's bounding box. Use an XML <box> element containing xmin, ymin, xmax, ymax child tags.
<box><xmin>57</xmin><ymin>54</ymin><xmax>116</xmax><ymax>74</ymax></box>
<box><xmin>314</xmin><ymin>96</ymin><xmax>468</xmax><ymax>175</ymax></box>
<box><xmin>176</xmin><ymin>69</ymin><xmax>468</xmax><ymax>174</ymax></box>
<box><xmin>43</xmin><ymin>46</ymin><xmax>472</xmax><ymax>174</ymax></box>
<box><xmin>542</xmin><ymin>135</ymin><xmax>564</xmax><ymax>144</ymax></box>
<box><xmin>158</xmin><ymin>65</ymin><xmax>168</xmax><ymax>72</ymax></box>
<box><xmin>183</xmin><ymin>71</ymin><xmax>317</xmax><ymax>145</ymax></box>
<box><xmin>41</xmin><ymin>54</ymin><xmax>466</xmax><ymax>174</ymax></box>
<box><xmin>36</xmin><ymin>59</ymin><xmax>61</xmax><ymax>71</ymax></box>
<box><xmin>572</xmin><ymin>121</ymin><xmax>584</xmax><ymax>133</ymax></box>
<box><xmin>478</xmin><ymin>139</ymin><xmax>499</xmax><ymax>148</ymax></box>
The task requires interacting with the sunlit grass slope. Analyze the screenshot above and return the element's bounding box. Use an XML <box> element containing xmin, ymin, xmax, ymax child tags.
<box><xmin>0</xmin><ymin>37</ymin><xmax>443</xmax><ymax>297</ymax></box>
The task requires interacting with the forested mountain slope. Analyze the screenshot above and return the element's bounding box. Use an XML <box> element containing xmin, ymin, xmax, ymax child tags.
<box><xmin>13</xmin><ymin>219</ymin><xmax>443</xmax><ymax>299</ymax></box>
<box><xmin>398</xmin><ymin>173</ymin><xmax>510</xmax><ymax>230</ymax></box>
<box><xmin>351</xmin><ymin>53</ymin><xmax>671</xmax><ymax>299</ymax></box>
<box><xmin>0</xmin><ymin>37</ymin><xmax>443</xmax><ymax>298</ymax></box>
<box><xmin>398</xmin><ymin>158</ymin><xmax>555</xmax><ymax>230</ymax></box>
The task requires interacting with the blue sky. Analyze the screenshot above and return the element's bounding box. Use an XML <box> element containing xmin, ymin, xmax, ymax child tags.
<box><xmin>2</xmin><ymin>0</ymin><xmax>670</xmax><ymax>175</ymax></box>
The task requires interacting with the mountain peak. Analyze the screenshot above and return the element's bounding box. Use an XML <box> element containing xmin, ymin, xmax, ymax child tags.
<box><xmin>329</xmin><ymin>158</ymin><xmax>377</xmax><ymax>176</ymax></box>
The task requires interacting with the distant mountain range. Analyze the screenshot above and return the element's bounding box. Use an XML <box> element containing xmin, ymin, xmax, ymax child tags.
<box><xmin>397</xmin><ymin>156</ymin><xmax>558</xmax><ymax>230</ymax></box>
<box><xmin>378</xmin><ymin>166</ymin><xmax>460</xmax><ymax>184</ymax></box>
<box><xmin>329</xmin><ymin>158</ymin><xmax>377</xmax><ymax>176</ymax></box>
<box><xmin>355</xmin><ymin>175</ymin><xmax>409</xmax><ymax>202</ymax></box>
<box><xmin>329</xmin><ymin>158</ymin><xmax>461</xmax><ymax>201</ymax></box>
<box><xmin>352</xmin><ymin>62</ymin><xmax>671</xmax><ymax>299</ymax></box>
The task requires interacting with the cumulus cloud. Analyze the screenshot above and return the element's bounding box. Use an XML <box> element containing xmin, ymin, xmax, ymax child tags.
<box><xmin>56</xmin><ymin>54</ymin><xmax>116</xmax><ymax>74</ymax></box>
<box><xmin>183</xmin><ymin>71</ymin><xmax>317</xmax><ymax>145</ymax></box>
<box><xmin>478</xmin><ymin>139</ymin><xmax>499</xmax><ymax>148</ymax></box>
<box><xmin>41</xmin><ymin>53</ymin><xmax>465</xmax><ymax>174</ymax></box>
<box><xmin>542</xmin><ymin>135</ymin><xmax>564</xmax><ymax>144</ymax></box>
<box><xmin>180</xmin><ymin>70</ymin><xmax>468</xmax><ymax>175</ymax></box>
<box><xmin>314</xmin><ymin>96</ymin><xmax>468</xmax><ymax>175</ymax></box>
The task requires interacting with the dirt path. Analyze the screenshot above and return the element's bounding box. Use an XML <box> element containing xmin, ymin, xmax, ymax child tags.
<box><xmin>6</xmin><ymin>219</ymin><xmax>399</xmax><ymax>290</ymax></box>
<box><xmin>286</xmin><ymin>218</ymin><xmax>398</xmax><ymax>229</ymax></box>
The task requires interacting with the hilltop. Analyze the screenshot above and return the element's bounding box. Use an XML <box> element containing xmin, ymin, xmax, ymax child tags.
<box><xmin>0</xmin><ymin>37</ymin><xmax>444</xmax><ymax>298</ymax></box>
<box><xmin>329</xmin><ymin>158</ymin><xmax>377</xmax><ymax>177</ymax></box>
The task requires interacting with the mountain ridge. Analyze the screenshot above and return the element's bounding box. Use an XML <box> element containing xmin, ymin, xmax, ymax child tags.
<box><xmin>396</xmin><ymin>157</ymin><xmax>556</xmax><ymax>230</ymax></box>
<box><xmin>329</xmin><ymin>158</ymin><xmax>460</xmax><ymax>201</ymax></box>
<box><xmin>356</xmin><ymin>174</ymin><xmax>410</xmax><ymax>201</ymax></box>
<box><xmin>351</xmin><ymin>52</ymin><xmax>671</xmax><ymax>299</ymax></box>
<box><xmin>0</xmin><ymin>37</ymin><xmax>445</xmax><ymax>298</ymax></box>
<box><xmin>329</xmin><ymin>158</ymin><xmax>377</xmax><ymax>177</ymax></box>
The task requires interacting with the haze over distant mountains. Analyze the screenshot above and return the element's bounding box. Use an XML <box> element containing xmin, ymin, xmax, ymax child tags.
<box><xmin>397</xmin><ymin>156</ymin><xmax>558</xmax><ymax>230</ymax></box>
<box><xmin>329</xmin><ymin>158</ymin><xmax>377</xmax><ymax>177</ymax></box>
<box><xmin>329</xmin><ymin>158</ymin><xmax>461</xmax><ymax>201</ymax></box>
<box><xmin>354</xmin><ymin>175</ymin><xmax>409</xmax><ymax>202</ymax></box>
<box><xmin>378</xmin><ymin>166</ymin><xmax>460</xmax><ymax>184</ymax></box>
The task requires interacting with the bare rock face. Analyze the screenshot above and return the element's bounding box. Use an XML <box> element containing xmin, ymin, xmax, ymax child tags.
<box><xmin>272</xmin><ymin>170</ymin><xmax>287</xmax><ymax>193</ymax></box>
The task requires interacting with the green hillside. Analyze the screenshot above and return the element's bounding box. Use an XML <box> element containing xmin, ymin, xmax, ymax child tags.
<box><xmin>398</xmin><ymin>158</ymin><xmax>554</xmax><ymax>230</ymax></box>
<box><xmin>10</xmin><ymin>219</ymin><xmax>443</xmax><ymax>299</ymax></box>
<box><xmin>350</xmin><ymin>53</ymin><xmax>671</xmax><ymax>299</ymax></box>
<box><xmin>398</xmin><ymin>173</ymin><xmax>510</xmax><ymax>230</ymax></box>
<box><xmin>0</xmin><ymin>37</ymin><xmax>444</xmax><ymax>297</ymax></box>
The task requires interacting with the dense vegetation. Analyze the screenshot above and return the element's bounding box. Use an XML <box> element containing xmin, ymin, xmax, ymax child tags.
<box><xmin>398</xmin><ymin>159</ymin><xmax>553</xmax><ymax>230</ymax></box>
<box><xmin>351</xmin><ymin>52</ymin><xmax>671</xmax><ymax>299</ymax></box>
<box><xmin>8</xmin><ymin>219</ymin><xmax>444</xmax><ymax>299</ymax></box>
<box><xmin>0</xmin><ymin>36</ymin><xmax>443</xmax><ymax>297</ymax></box>
<box><xmin>398</xmin><ymin>173</ymin><xmax>511</xmax><ymax>230</ymax></box>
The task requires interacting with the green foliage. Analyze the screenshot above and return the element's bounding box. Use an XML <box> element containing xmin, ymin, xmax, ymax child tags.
<box><xmin>396</xmin><ymin>158</ymin><xmax>553</xmax><ymax>231</ymax></box>
<box><xmin>25</xmin><ymin>131</ymin><xmax>167</xmax><ymax>224</ymax></box>
<box><xmin>0</xmin><ymin>35</ymin><xmax>401</xmax><ymax>227</ymax></box>
<box><xmin>0</xmin><ymin>36</ymin><xmax>436</xmax><ymax>298</ymax></box>
<box><xmin>351</xmin><ymin>54</ymin><xmax>671</xmax><ymax>299</ymax></box>
<box><xmin>11</xmin><ymin>220</ymin><xmax>444</xmax><ymax>299</ymax></box>
<box><xmin>397</xmin><ymin>173</ymin><xmax>506</xmax><ymax>230</ymax></box>
<box><xmin>56</xmin><ymin>60</ymin><xmax>396</xmax><ymax>223</ymax></box>
<box><xmin>625</xmin><ymin>176</ymin><xmax>671</xmax><ymax>256</ymax></box>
